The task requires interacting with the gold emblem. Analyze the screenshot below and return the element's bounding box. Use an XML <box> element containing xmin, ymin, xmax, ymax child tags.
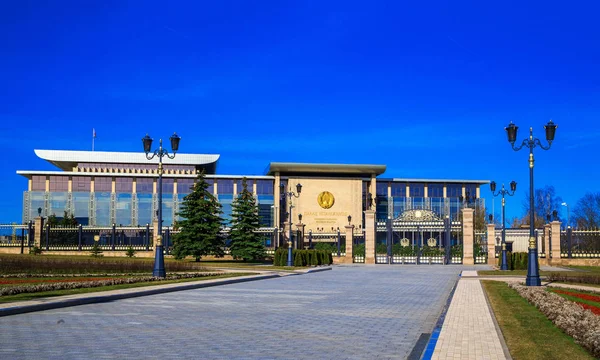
<box><xmin>317</xmin><ymin>191</ymin><xmax>335</xmax><ymax>209</ymax></box>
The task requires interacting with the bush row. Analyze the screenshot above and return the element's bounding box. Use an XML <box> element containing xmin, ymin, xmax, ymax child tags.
<box><xmin>547</xmin><ymin>273</ymin><xmax>600</xmax><ymax>285</ymax></box>
<box><xmin>509</xmin><ymin>283</ymin><xmax>600</xmax><ymax>358</ymax></box>
<box><xmin>0</xmin><ymin>254</ymin><xmax>209</xmax><ymax>274</ymax></box>
<box><xmin>272</xmin><ymin>249</ymin><xmax>332</xmax><ymax>267</ymax></box>
<box><xmin>497</xmin><ymin>252</ymin><xmax>534</xmax><ymax>270</ymax></box>
<box><xmin>0</xmin><ymin>272</ymin><xmax>223</xmax><ymax>297</ymax></box>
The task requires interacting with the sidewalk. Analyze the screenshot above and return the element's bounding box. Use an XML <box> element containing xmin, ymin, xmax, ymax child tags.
<box><xmin>427</xmin><ymin>271</ymin><xmax>510</xmax><ymax>360</ymax></box>
<box><xmin>427</xmin><ymin>267</ymin><xmax>600</xmax><ymax>360</ymax></box>
<box><xmin>0</xmin><ymin>267</ymin><xmax>331</xmax><ymax>317</ymax></box>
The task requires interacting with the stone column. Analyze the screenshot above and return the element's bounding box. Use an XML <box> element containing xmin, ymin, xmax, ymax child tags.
<box><xmin>543</xmin><ymin>223</ymin><xmax>551</xmax><ymax>265</ymax></box>
<box><xmin>152</xmin><ymin>219</ymin><xmax>159</xmax><ymax>248</ymax></box>
<box><xmin>295</xmin><ymin>223</ymin><xmax>305</xmax><ymax>249</ymax></box>
<box><xmin>34</xmin><ymin>216</ymin><xmax>44</xmax><ymax>248</ymax></box>
<box><xmin>487</xmin><ymin>223</ymin><xmax>496</xmax><ymax>266</ymax></box>
<box><xmin>550</xmin><ymin>221</ymin><xmax>562</xmax><ymax>263</ymax></box>
<box><xmin>462</xmin><ymin>208</ymin><xmax>475</xmax><ymax>265</ymax></box>
<box><xmin>364</xmin><ymin>210</ymin><xmax>376</xmax><ymax>264</ymax></box>
<box><xmin>344</xmin><ymin>225</ymin><xmax>354</xmax><ymax>263</ymax></box>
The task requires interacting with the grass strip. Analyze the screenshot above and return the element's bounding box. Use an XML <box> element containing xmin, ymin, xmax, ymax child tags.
<box><xmin>478</xmin><ymin>270</ymin><xmax>552</xmax><ymax>276</ymax></box>
<box><xmin>482</xmin><ymin>280</ymin><xmax>594</xmax><ymax>360</ymax></box>
<box><xmin>0</xmin><ymin>273</ymin><xmax>247</xmax><ymax>303</ymax></box>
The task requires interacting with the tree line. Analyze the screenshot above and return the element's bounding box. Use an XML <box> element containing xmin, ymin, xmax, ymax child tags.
<box><xmin>171</xmin><ymin>172</ymin><xmax>265</xmax><ymax>262</ymax></box>
<box><xmin>493</xmin><ymin>185</ymin><xmax>600</xmax><ymax>229</ymax></box>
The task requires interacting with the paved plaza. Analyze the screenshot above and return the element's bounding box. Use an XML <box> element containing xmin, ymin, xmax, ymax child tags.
<box><xmin>0</xmin><ymin>266</ymin><xmax>467</xmax><ymax>360</ymax></box>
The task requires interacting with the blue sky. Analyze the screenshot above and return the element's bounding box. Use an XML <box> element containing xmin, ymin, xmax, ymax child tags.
<box><xmin>1</xmin><ymin>1</ymin><xmax>599</xmax><ymax>224</ymax></box>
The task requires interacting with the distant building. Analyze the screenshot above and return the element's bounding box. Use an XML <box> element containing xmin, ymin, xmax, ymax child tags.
<box><xmin>17</xmin><ymin>149</ymin><xmax>488</xmax><ymax>229</ymax></box>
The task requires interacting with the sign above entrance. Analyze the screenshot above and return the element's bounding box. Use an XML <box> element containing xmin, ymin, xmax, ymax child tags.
<box><xmin>317</xmin><ymin>191</ymin><xmax>335</xmax><ymax>209</ymax></box>
<box><xmin>396</xmin><ymin>209</ymin><xmax>442</xmax><ymax>222</ymax></box>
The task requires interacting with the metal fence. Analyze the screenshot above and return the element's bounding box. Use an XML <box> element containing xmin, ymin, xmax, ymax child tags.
<box><xmin>560</xmin><ymin>228</ymin><xmax>600</xmax><ymax>258</ymax></box>
<box><xmin>0</xmin><ymin>223</ymin><xmax>33</xmax><ymax>252</ymax></box>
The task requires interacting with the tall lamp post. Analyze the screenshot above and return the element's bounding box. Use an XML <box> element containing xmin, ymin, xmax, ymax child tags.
<box><xmin>281</xmin><ymin>182</ymin><xmax>302</xmax><ymax>266</ymax></box>
<box><xmin>142</xmin><ymin>133</ymin><xmax>181</xmax><ymax>278</ymax></box>
<box><xmin>490</xmin><ymin>181</ymin><xmax>517</xmax><ymax>271</ymax></box>
<box><xmin>561</xmin><ymin>202</ymin><xmax>570</xmax><ymax>228</ymax></box>
<box><xmin>505</xmin><ymin>120</ymin><xmax>557</xmax><ymax>286</ymax></box>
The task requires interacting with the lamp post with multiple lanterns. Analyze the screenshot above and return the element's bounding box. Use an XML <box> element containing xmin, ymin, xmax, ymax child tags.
<box><xmin>142</xmin><ymin>133</ymin><xmax>181</xmax><ymax>278</ymax></box>
<box><xmin>505</xmin><ymin>120</ymin><xmax>557</xmax><ymax>286</ymax></box>
<box><xmin>490</xmin><ymin>180</ymin><xmax>517</xmax><ymax>271</ymax></box>
<box><xmin>281</xmin><ymin>183</ymin><xmax>302</xmax><ymax>267</ymax></box>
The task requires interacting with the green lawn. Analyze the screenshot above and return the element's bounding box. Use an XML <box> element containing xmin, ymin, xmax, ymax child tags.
<box><xmin>482</xmin><ymin>281</ymin><xmax>594</xmax><ymax>360</ymax></box>
<box><xmin>0</xmin><ymin>273</ymin><xmax>247</xmax><ymax>303</ymax></box>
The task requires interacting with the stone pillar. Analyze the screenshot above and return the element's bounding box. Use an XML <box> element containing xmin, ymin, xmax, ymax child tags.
<box><xmin>345</xmin><ymin>225</ymin><xmax>354</xmax><ymax>262</ymax></box>
<box><xmin>34</xmin><ymin>216</ymin><xmax>44</xmax><ymax>248</ymax></box>
<box><xmin>296</xmin><ymin>223</ymin><xmax>305</xmax><ymax>249</ymax></box>
<box><xmin>462</xmin><ymin>208</ymin><xmax>475</xmax><ymax>265</ymax></box>
<box><xmin>487</xmin><ymin>223</ymin><xmax>496</xmax><ymax>266</ymax></box>
<box><xmin>550</xmin><ymin>221</ymin><xmax>562</xmax><ymax>263</ymax></box>
<box><xmin>543</xmin><ymin>223</ymin><xmax>551</xmax><ymax>265</ymax></box>
<box><xmin>364</xmin><ymin>210</ymin><xmax>376</xmax><ymax>264</ymax></box>
<box><xmin>153</xmin><ymin>219</ymin><xmax>159</xmax><ymax>248</ymax></box>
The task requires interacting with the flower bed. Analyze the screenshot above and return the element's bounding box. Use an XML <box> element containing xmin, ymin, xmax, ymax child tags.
<box><xmin>0</xmin><ymin>277</ymin><xmax>117</xmax><ymax>285</ymax></box>
<box><xmin>0</xmin><ymin>272</ymin><xmax>224</xmax><ymax>297</ymax></box>
<box><xmin>509</xmin><ymin>283</ymin><xmax>600</xmax><ymax>358</ymax></box>
<box><xmin>550</xmin><ymin>288</ymin><xmax>600</xmax><ymax>316</ymax></box>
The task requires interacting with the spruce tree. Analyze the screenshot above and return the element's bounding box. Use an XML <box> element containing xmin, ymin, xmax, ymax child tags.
<box><xmin>172</xmin><ymin>171</ymin><xmax>225</xmax><ymax>261</ymax></box>
<box><xmin>229</xmin><ymin>178</ymin><xmax>265</xmax><ymax>261</ymax></box>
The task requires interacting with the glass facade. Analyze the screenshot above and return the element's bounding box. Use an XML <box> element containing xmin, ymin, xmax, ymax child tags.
<box><xmin>22</xmin><ymin>170</ymin><xmax>482</xmax><ymax>228</ymax></box>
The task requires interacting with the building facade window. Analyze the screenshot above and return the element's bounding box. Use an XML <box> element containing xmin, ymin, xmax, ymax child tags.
<box><xmin>32</xmin><ymin>176</ymin><xmax>46</xmax><ymax>191</ymax></box>
<box><xmin>390</xmin><ymin>182</ymin><xmax>406</xmax><ymax>197</ymax></box>
<box><xmin>428</xmin><ymin>183</ymin><xmax>444</xmax><ymax>198</ymax></box>
<box><xmin>217</xmin><ymin>179</ymin><xmax>233</xmax><ymax>195</ymax></box>
<box><xmin>136</xmin><ymin>178</ymin><xmax>153</xmax><ymax>194</ymax></box>
<box><xmin>95</xmin><ymin>177</ymin><xmax>112</xmax><ymax>192</ymax></box>
<box><xmin>256</xmin><ymin>180</ymin><xmax>274</xmax><ymax>195</ymax></box>
<box><xmin>49</xmin><ymin>176</ymin><xmax>68</xmax><ymax>192</ymax></box>
<box><xmin>72</xmin><ymin>177</ymin><xmax>91</xmax><ymax>192</ymax></box>
<box><xmin>116</xmin><ymin>178</ymin><xmax>133</xmax><ymax>193</ymax></box>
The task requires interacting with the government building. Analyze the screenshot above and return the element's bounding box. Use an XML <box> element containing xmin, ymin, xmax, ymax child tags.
<box><xmin>17</xmin><ymin>149</ymin><xmax>487</xmax><ymax>233</ymax></box>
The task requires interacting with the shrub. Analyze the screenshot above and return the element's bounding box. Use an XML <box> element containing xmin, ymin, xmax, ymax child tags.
<box><xmin>126</xmin><ymin>246</ymin><xmax>136</xmax><ymax>258</ymax></box>
<box><xmin>353</xmin><ymin>244</ymin><xmax>366</xmax><ymax>257</ymax></box>
<box><xmin>90</xmin><ymin>243</ymin><xmax>104</xmax><ymax>258</ymax></box>
<box><xmin>376</xmin><ymin>243</ymin><xmax>387</xmax><ymax>254</ymax></box>
<box><xmin>294</xmin><ymin>251</ymin><xmax>303</xmax><ymax>267</ymax></box>
<box><xmin>29</xmin><ymin>246</ymin><xmax>42</xmax><ymax>255</ymax></box>
<box><xmin>310</xmin><ymin>251</ymin><xmax>318</xmax><ymax>266</ymax></box>
<box><xmin>421</xmin><ymin>246</ymin><xmax>444</xmax><ymax>257</ymax></box>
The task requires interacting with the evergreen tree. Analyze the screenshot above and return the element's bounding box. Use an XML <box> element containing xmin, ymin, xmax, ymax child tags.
<box><xmin>229</xmin><ymin>178</ymin><xmax>265</xmax><ymax>261</ymax></box>
<box><xmin>172</xmin><ymin>171</ymin><xmax>225</xmax><ymax>261</ymax></box>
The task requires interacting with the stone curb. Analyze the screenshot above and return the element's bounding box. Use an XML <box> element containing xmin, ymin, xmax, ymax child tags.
<box><xmin>0</xmin><ymin>273</ymin><xmax>282</xmax><ymax>317</ymax></box>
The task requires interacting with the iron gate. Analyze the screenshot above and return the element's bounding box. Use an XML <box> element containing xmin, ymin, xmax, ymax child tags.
<box><xmin>375</xmin><ymin>209</ymin><xmax>463</xmax><ymax>265</ymax></box>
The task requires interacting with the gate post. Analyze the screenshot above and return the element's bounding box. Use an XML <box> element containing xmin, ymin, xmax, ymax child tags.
<box><xmin>364</xmin><ymin>210</ymin><xmax>376</xmax><ymax>264</ymax></box>
<box><xmin>462</xmin><ymin>208</ymin><xmax>475</xmax><ymax>265</ymax></box>
<box><xmin>550</xmin><ymin>220</ymin><xmax>561</xmax><ymax>263</ymax></box>
<box><xmin>34</xmin><ymin>216</ymin><xmax>44</xmax><ymax>248</ymax></box>
<box><xmin>344</xmin><ymin>225</ymin><xmax>354</xmax><ymax>263</ymax></box>
<box><xmin>487</xmin><ymin>223</ymin><xmax>496</xmax><ymax>266</ymax></box>
<box><xmin>543</xmin><ymin>223</ymin><xmax>551</xmax><ymax>265</ymax></box>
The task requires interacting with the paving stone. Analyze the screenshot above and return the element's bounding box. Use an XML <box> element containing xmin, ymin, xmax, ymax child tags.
<box><xmin>0</xmin><ymin>265</ymin><xmax>467</xmax><ymax>360</ymax></box>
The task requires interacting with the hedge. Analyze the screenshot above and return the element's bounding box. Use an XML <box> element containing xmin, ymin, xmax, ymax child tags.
<box><xmin>272</xmin><ymin>248</ymin><xmax>332</xmax><ymax>267</ymax></box>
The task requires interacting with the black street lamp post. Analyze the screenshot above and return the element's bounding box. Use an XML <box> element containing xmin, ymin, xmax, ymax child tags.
<box><xmin>490</xmin><ymin>181</ymin><xmax>517</xmax><ymax>271</ymax></box>
<box><xmin>142</xmin><ymin>132</ymin><xmax>181</xmax><ymax>278</ymax></box>
<box><xmin>505</xmin><ymin>120</ymin><xmax>557</xmax><ymax>286</ymax></box>
<box><xmin>281</xmin><ymin>183</ymin><xmax>302</xmax><ymax>267</ymax></box>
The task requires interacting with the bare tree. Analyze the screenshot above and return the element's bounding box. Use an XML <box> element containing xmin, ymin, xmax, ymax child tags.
<box><xmin>572</xmin><ymin>192</ymin><xmax>600</xmax><ymax>229</ymax></box>
<box><xmin>521</xmin><ymin>185</ymin><xmax>563</xmax><ymax>228</ymax></box>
